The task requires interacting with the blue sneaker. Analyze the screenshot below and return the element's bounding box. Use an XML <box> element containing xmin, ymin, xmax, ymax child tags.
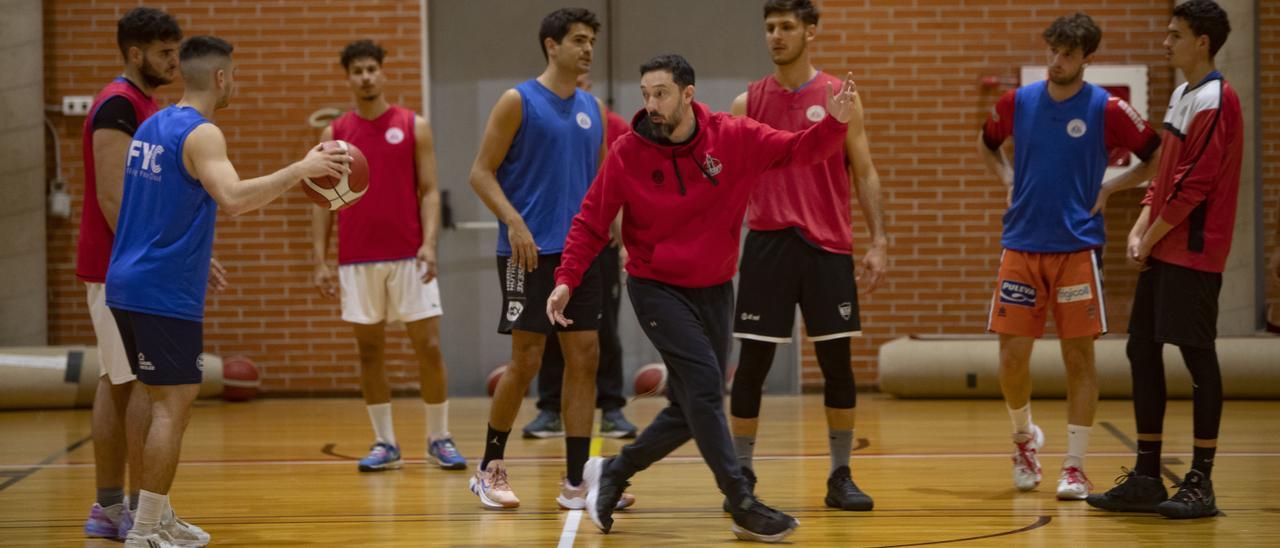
<box><xmin>358</xmin><ymin>441</ymin><xmax>402</xmax><ymax>472</ymax></box>
<box><xmin>600</xmin><ymin>408</ymin><xmax>638</xmax><ymax>439</ymax></box>
<box><xmin>428</xmin><ymin>437</ymin><xmax>467</xmax><ymax>470</ymax></box>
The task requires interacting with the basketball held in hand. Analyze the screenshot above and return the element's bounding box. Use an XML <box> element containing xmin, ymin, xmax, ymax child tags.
<box><xmin>302</xmin><ymin>140</ymin><xmax>369</xmax><ymax>211</ymax></box>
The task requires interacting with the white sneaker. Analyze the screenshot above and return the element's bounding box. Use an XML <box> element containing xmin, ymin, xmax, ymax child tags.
<box><xmin>1011</xmin><ymin>424</ymin><xmax>1044</xmax><ymax>491</ymax></box>
<box><xmin>1056</xmin><ymin>465</ymin><xmax>1092</xmax><ymax>500</ymax></box>
<box><xmin>469</xmin><ymin>460</ymin><xmax>520</xmax><ymax>509</ymax></box>
<box><xmin>160</xmin><ymin>507</ymin><xmax>210</xmax><ymax>547</ymax></box>
<box><xmin>556</xmin><ymin>475</ymin><xmax>636</xmax><ymax>510</ymax></box>
<box><xmin>124</xmin><ymin>527</ymin><xmax>180</xmax><ymax>548</ymax></box>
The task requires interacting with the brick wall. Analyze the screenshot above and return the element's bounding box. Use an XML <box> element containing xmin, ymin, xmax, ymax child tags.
<box><xmin>44</xmin><ymin>0</ymin><xmax>424</xmax><ymax>392</ymax></box>
<box><xmin>43</xmin><ymin>0</ymin><xmax>1276</xmax><ymax>393</ymax></box>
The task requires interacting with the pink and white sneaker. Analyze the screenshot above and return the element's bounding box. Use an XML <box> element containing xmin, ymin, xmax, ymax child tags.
<box><xmin>469</xmin><ymin>460</ymin><xmax>520</xmax><ymax>509</ymax></box>
<box><xmin>1011</xmin><ymin>424</ymin><xmax>1044</xmax><ymax>491</ymax></box>
<box><xmin>1056</xmin><ymin>465</ymin><xmax>1093</xmax><ymax>500</ymax></box>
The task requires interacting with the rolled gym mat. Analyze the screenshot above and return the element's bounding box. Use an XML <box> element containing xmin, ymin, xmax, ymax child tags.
<box><xmin>0</xmin><ymin>346</ymin><xmax>223</xmax><ymax>410</ymax></box>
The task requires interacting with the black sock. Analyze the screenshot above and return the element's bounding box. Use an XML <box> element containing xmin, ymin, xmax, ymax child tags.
<box><xmin>96</xmin><ymin>487</ymin><xmax>124</xmax><ymax>508</ymax></box>
<box><xmin>1135</xmin><ymin>439</ymin><xmax>1162</xmax><ymax>478</ymax></box>
<box><xmin>481</xmin><ymin>424</ymin><xmax>510</xmax><ymax>470</ymax></box>
<box><xmin>566</xmin><ymin>436</ymin><xmax>590</xmax><ymax>485</ymax></box>
<box><xmin>1192</xmin><ymin>445</ymin><xmax>1216</xmax><ymax>480</ymax></box>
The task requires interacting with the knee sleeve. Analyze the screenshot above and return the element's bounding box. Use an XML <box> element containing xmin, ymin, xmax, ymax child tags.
<box><xmin>729</xmin><ymin>339</ymin><xmax>775</xmax><ymax>419</ymax></box>
<box><xmin>1126</xmin><ymin>335</ymin><xmax>1166</xmax><ymax>435</ymax></box>
<box><xmin>815</xmin><ymin>338</ymin><xmax>856</xmax><ymax>409</ymax></box>
<box><xmin>1179</xmin><ymin>345</ymin><xmax>1223</xmax><ymax>441</ymax></box>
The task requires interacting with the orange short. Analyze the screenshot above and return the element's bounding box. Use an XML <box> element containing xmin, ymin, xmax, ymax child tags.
<box><xmin>987</xmin><ymin>249</ymin><xmax>1106</xmax><ymax>339</ymax></box>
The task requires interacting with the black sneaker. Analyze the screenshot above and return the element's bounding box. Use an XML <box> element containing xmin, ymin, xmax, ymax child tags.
<box><xmin>729</xmin><ymin>497</ymin><xmax>799</xmax><ymax>543</ymax></box>
<box><xmin>825</xmin><ymin>466</ymin><xmax>874</xmax><ymax>511</ymax></box>
<box><xmin>521</xmin><ymin>409</ymin><xmax>563</xmax><ymax>439</ymax></box>
<box><xmin>723</xmin><ymin>466</ymin><xmax>758</xmax><ymax>513</ymax></box>
<box><xmin>1156</xmin><ymin>469</ymin><xmax>1218</xmax><ymax>519</ymax></box>
<box><xmin>1085</xmin><ymin>468</ymin><xmax>1168</xmax><ymax>513</ymax></box>
<box><xmin>600</xmin><ymin>409</ymin><xmax>638</xmax><ymax>439</ymax></box>
<box><xmin>586</xmin><ymin>457</ymin><xmax>630</xmax><ymax>533</ymax></box>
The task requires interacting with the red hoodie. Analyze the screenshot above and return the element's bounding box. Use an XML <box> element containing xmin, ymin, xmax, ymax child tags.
<box><xmin>555</xmin><ymin>101</ymin><xmax>846</xmax><ymax>290</ymax></box>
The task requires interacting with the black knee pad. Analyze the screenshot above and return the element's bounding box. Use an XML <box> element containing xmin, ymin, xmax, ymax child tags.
<box><xmin>815</xmin><ymin>338</ymin><xmax>856</xmax><ymax>409</ymax></box>
<box><xmin>730</xmin><ymin>339</ymin><xmax>775</xmax><ymax>419</ymax></box>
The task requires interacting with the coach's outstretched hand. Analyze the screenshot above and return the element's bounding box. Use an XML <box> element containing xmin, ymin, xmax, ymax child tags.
<box><xmin>825</xmin><ymin>72</ymin><xmax>860</xmax><ymax>124</ymax></box>
<box><xmin>547</xmin><ymin>284</ymin><xmax>573</xmax><ymax>328</ymax></box>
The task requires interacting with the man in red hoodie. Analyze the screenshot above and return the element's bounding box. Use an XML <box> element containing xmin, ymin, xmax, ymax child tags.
<box><xmin>548</xmin><ymin>54</ymin><xmax>857</xmax><ymax>543</ymax></box>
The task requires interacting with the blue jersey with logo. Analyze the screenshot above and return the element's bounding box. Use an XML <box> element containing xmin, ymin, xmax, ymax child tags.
<box><xmin>495</xmin><ymin>79</ymin><xmax>602</xmax><ymax>256</ymax></box>
<box><xmin>106</xmin><ymin>106</ymin><xmax>216</xmax><ymax>321</ymax></box>
<box><xmin>1003</xmin><ymin>81</ymin><xmax>1110</xmax><ymax>253</ymax></box>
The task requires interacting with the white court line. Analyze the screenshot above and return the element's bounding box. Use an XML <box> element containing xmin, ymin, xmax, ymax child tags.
<box><xmin>557</xmin><ymin>509</ymin><xmax>582</xmax><ymax>548</ymax></box>
<box><xmin>5</xmin><ymin>451</ymin><xmax>1279</xmax><ymax>472</ymax></box>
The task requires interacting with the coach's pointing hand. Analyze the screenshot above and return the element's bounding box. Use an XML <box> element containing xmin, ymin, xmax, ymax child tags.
<box><xmin>547</xmin><ymin>284</ymin><xmax>573</xmax><ymax>328</ymax></box>
<box><xmin>826</xmin><ymin>72</ymin><xmax>860</xmax><ymax>124</ymax></box>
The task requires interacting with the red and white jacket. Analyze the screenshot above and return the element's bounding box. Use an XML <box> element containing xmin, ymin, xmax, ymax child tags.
<box><xmin>555</xmin><ymin>101</ymin><xmax>846</xmax><ymax>290</ymax></box>
<box><xmin>1143</xmin><ymin>72</ymin><xmax>1243</xmax><ymax>273</ymax></box>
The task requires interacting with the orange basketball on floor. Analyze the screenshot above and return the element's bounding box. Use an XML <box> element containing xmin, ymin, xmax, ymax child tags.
<box><xmin>301</xmin><ymin>140</ymin><xmax>369</xmax><ymax>211</ymax></box>
<box><xmin>633</xmin><ymin>362</ymin><xmax>667</xmax><ymax>398</ymax></box>
<box><xmin>222</xmin><ymin>355</ymin><xmax>260</xmax><ymax>402</ymax></box>
<box><xmin>487</xmin><ymin>364</ymin><xmax>509</xmax><ymax>397</ymax></box>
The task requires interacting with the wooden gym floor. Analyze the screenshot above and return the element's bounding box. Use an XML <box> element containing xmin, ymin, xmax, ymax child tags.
<box><xmin>2</xmin><ymin>394</ymin><xmax>1278</xmax><ymax>546</ymax></box>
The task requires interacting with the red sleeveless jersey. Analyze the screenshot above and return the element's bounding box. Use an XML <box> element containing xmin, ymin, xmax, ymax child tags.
<box><xmin>745</xmin><ymin>72</ymin><xmax>852</xmax><ymax>254</ymax></box>
<box><xmin>332</xmin><ymin>105</ymin><xmax>423</xmax><ymax>265</ymax></box>
<box><xmin>76</xmin><ymin>78</ymin><xmax>161</xmax><ymax>282</ymax></box>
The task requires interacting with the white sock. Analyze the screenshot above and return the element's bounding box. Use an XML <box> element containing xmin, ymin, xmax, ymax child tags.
<box><xmin>132</xmin><ymin>490</ymin><xmax>167</xmax><ymax>533</ymax></box>
<box><xmin>425</xmin><ymin>401</ymin><xmax>449</xmax><ymax>442</ymax></box>
<box><xmin>367</xmin><ymin>403</ymin><xmax>397</xmax><ymax>445</ymax></box>
<box><xmin>1008</xmin><ymin>403</ymin><xmax>1033</xmax><ymax>435</ymax></box>
<box><xmin>1065</xmin><ymin>424</ymin><xmax>1091</xmax><ymax>469</ymax></box>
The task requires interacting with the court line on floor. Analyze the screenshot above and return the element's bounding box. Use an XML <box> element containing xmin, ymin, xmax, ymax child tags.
<box><xmin>871</xmin><ymin>515</ymin><xmax>1051</xmax><ymax>548</ymax></box>
<box><xmin>7</xmin><ymin>450</ymin><xmax>1279</xmax><ymax>471</ymax></box>
<box><xmin>0</xmin><ymin>435</ymin><xmax>90</xmax><ymax>493</ymax></box>
<box><xmin>557</xmin><ymin>428</ymin><xmax>605</xmax><ymax>548</ymax></box>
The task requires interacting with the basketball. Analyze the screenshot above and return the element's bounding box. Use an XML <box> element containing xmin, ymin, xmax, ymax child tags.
<box><xmin>221</xmin><ymin>355</ymin><xmax>261</xmax><ymax>402</ymax></box>
<box><xmin>633</xmin><ymin>362</ymin><xmax>667</xmax><ymax>398</ymax></box>
<box><xmin>486</xmin><ymin>364</ymin><xmax>509</xmax><ymax>397</ymax></box>
<box><xmin>301</xmin><ymin>140</ymin><xmax>369</xmax><ymax>211</ymax></box>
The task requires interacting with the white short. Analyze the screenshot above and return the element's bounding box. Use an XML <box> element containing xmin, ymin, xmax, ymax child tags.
<box><xmin>339</xmin><ymin>259</ymin><xmax>443</xmax><ymax>325</ymax></box>
<box><xmin>86</xmin><ymin>282</ymin><xmax>134</xmax><ymax>384</ymax></box>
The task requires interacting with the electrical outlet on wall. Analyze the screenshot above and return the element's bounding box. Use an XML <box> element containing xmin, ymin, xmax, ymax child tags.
<box><xmin>61</xmin><ymin>96</ymin><xmax>94</xmax><ymax>116</ymax></box>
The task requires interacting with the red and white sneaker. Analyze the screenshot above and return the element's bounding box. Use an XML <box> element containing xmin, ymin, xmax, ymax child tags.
<box><xmin>1056</xmin><ymin>465</ymin><xmax>1093</xmax><ymax>500</ymax></box>
<box><xmin>1011</xmin><ymin>424</ymin><xmax>1044</xmax><ymax>491</ymax></box>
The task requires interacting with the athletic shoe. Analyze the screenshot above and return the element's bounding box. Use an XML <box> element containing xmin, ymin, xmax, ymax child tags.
<box><xmin>722</xmin><ymin>466</ymin><xmax>758</xmax><ymax>513</ymax></box>
<box><xmin>599</xmin><ymin>409</ymin><xmax>638</xmax><ymax>439</ymax></box>
<box><xmin>1011</xmin><ymin>424</ymin><xmax>1044</xmax><ymax>491</ymax></box>
<box><xmin>557</xmin><ymin>473</ymin><xmax>636</xmax><ymax>510</ymax></box>
<box><xmin>1156</xmin><ymin>469</ymin><xmax>1218</xmax><ymax>519</ymax></box>
<box><xmin>1085</xmin><ymin>468</ymin><xmax>1167</xmax><ymax>513</ymax></box>
<box><xmin>428</xmin><ymin>437</ymin><xmax>467</xmax><ymax>470</ymax></box>
<box><xmin>521</xmin><ymin>409</ymin><xmax>564</xmax><ymax>439</ymax></box>
<box><xmin>585</xmin><ymin>457</ymin><xmax>630</xmax><ymax>533</ymax></box>
<box><xmin>124</xmin><ymin>527</ymin><xmax>180</xmax><ymax>548</ymax></box>
<box><xmin>469</xmin><ymin>460</ymin><xmax>519</xmax><ymax>509</ymax></box>
<box><xmin>729</xmin><ymin>497</ymin><xmax>799</xmax><ymax>543</ymax></box>
<box><xmin>84</xmin><ymin>502</ymin><xmax>130</xmax><ymax>540</ymax></box>
<box><xmin>357</xmin><ymin>441</ymin><xmax>402</xmax><ymax>472</ymax></box>
<box><xmin>1056</xmin><ymin>465</ymin><xmax>1092</xmax><ymax>500</ymax></box>
<box><xmin>825</xmin><ymin>466</ymin><xmax>874</xmax><ymax>510</ymax></box>
<box><xmin>159</xmin><ymin>507</ymin><xmax>210</xmax><ymax>547</ymax></box>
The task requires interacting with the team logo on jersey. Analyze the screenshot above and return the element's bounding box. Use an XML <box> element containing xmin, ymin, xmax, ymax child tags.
<box><xmin>1066</xmin><ymin>118</ymin><xmax>1087</xmax><ymax>138</ymax></box>
<box><xmin>806</xmin><ymin>105</ymin><xmax>826</xmax><ymax>122</ymax></box>
<box><xmin>702</xmin><ymin>154</ymin><xmax>722</xmax><ymax>177</ymax></box>
<box><xmin>1057</xmin><ymin>283</ymin><xmax>1092</xmax><ymax>303</ymax></box>
<box><xmin>740</xmin><ymin>312</ymin><xmax>761</xmax><ymax>321</ymax></box>
<box><xmin>576</xmin><ymin>112</ymin><xmax>593</xmax><ymax>129</ymax></box>
<box><xmin>506</xmin><ymin>300</ymin><xmax>524</xmax><ymax>322</ymax></box>
<box><xmin>838</xmin><ymin>302</ymin><xmax>853</xmax><ymax>320</ymax></box>
<box><xmin>998</xmin><ymin>280</ymin><xmax>1036</xmax><ymax>307</ymax></box>
<box><xmin>128</xmin><ymin>140</ymin><xmax>165</xmax><ymax>176</ymax></box>
<box><xmin>651</xmin><ymin>169</ymin><xmax>665</xmax><ymax>186</ymax></box>
<box><xmin>137</xmin><ymin>353</ymin><xmax>154</xmax><ymax>371</ymax></box>
<box><xmin>385</xmin><ymin>127</ymin><xmax>405</xmax><ymax>145</ymax></box>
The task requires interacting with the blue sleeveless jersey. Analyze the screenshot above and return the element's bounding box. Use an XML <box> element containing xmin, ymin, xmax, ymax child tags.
<box><xmin>495</xmin><ymin>79</ymin><xmax>602</xmax><ymax>256</ymax></box>
<box><xmin>106</xmin><ymin>106</ymin><xmax>216</xmax><ymax>321</ymax></box>
<box><xmin>1003</xmin><ymin>81</ymin><xmax>1110</xmax><ymax>253</ymax></box>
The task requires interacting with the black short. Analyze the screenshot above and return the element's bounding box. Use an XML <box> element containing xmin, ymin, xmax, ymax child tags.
<box><xmin>109</xmin><ymin>308</ymin><xmax>204</xmax><ymax>386</ymax></box>
<box><xmin>733</xmin><ymin>229</ymin><xmax>861</xmax><ymax>342</ymax></box>
<box><xmin>496</xmin><ymin>253</ymin><xmax>602</xmax><ymax>334</ymax></box>
<box><xmin>1128</xmin><ymin>259</ymin><xmax>1222</xmax><ymax>349</ymax></box>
